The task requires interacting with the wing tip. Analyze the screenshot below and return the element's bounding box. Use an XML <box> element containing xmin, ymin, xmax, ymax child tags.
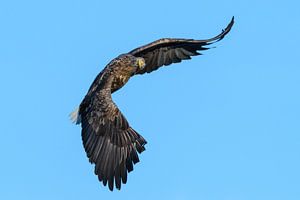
<box><xmin>228</xmin><ymin>16</ymin><xmax>235</xmax><ymax>32</ymax></box>
<box><xmin>205</xmin><ymin>16</ymin><xmax>235</xmax><ymax>44</ymax></box>
<box><xmin>217</xmin><ymin>16</ymin><xmax>235</xmax><ymax>41</ymax></box>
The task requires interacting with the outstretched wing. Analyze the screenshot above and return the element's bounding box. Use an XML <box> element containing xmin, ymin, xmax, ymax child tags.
<box><xmin>129</xmin><ymin>17</ymin><xmax>234</xmax><ymax>75</ymax></box>
<box><xmin>79</xmin><ymin>88</ymin><xmax>147</xmax><ymax>191</ymax></box>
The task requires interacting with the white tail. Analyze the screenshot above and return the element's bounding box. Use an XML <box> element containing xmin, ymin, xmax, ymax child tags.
<box><xmin>70</xmin><ymin>107</ymin><xmax>81</xmax><ymax>124</ymax></box>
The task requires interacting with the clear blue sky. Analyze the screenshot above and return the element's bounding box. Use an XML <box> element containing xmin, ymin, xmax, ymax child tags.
<box><xmin>1</xmin><ymin>0</ymin><xmax>300</xmax><ymax>199</ymax></box>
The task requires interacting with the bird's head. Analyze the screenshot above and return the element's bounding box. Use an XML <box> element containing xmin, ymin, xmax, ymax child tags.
<box><xmin>135</xmin><ymin>57</ymin><xmax>146</xmax><ymax>70</ymax></box>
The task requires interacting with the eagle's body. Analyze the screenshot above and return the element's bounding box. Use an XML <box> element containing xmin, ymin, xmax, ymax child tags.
<box><xmin>71</xmin><ymin>17</ymin><xmax>234</xmax><ymax>191</ymax></box>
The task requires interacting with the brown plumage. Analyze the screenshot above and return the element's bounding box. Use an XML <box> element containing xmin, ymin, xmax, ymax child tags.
<box><xmin>71</xmin><ymin>17</ymin><xmax>234</xmax><ymax>191</ymax></box>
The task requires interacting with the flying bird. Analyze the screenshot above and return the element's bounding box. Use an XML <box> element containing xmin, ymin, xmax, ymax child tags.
<box><xmin>71</xmin><ymin>17</ymin><xmax>234</xmax><ymax>191</ymax></box>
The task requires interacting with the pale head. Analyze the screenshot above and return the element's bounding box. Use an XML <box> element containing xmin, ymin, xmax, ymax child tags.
<box><xmin>135</xmin><ymin>57</ymin><xmax>146</xmax><ymax>70</ymax></box>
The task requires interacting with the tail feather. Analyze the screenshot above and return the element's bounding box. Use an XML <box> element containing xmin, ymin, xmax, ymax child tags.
<box><xmin>70</xmin><ymin>107</ymin><xmax>81</xmax><ymax>124</ymax></box>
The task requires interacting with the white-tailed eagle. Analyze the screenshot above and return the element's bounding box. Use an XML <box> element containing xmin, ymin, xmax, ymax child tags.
<box><xmin>71</xmin><ymin>17</ymin><xmax>234</xmax><ymax>191</ymax></box>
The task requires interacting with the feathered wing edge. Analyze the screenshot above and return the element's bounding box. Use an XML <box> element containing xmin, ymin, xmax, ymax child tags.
<box><xmin>129</xmin><ymin>16</ymin><xmax>234</xmax><ymax>74</ymax></box>
<box><xmin>79</xmin><ymin>95</ymin><xmax>147</xmax><ymax>191</ymax></box>
<box><xmin>200</xmin><ymin>16</ymin><xmax>234</xmax><ymax>44</ymax></box>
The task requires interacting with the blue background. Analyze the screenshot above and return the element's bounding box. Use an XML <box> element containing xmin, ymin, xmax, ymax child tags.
<box><xmin>1</xmin><ymin>0</ymin><xmax>300</xmax><ymax>199</ymax></box>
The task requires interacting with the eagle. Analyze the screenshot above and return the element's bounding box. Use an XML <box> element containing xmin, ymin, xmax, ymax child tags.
<box><xmin>71</xmin><ymin>17</ymin><xmax>234</xmax><ymax>191</ymax></box>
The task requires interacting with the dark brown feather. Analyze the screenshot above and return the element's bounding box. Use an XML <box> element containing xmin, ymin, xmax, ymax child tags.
<box><xmin>76</xmin><ymin>17</ymin><xmax>234</xmax><ymax>191</ymax></box>
<box><xmin>79</xmin><ymin>56</ymin><xmax>147</xmax><ymax>191</ymax></box>
<box><xmin>129</xmin><ymin>17</ymin><xmax>234</xmax><ymax>75</ymax></box>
